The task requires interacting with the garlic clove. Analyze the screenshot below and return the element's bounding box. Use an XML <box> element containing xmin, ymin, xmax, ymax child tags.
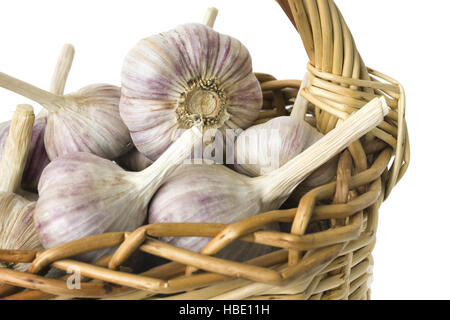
<box><xmin>34</xmin><ymin>126</ymin><xmax>204</xmax><ymax>261</ymax></box>
<box><xmin>120</xmin><ymin>23</ymin><xmax>262</xmax><ymax>161</ymax></box>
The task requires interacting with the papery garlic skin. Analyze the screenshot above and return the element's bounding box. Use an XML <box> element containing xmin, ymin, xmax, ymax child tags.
<box><xmin>0</xmin><ymin>73</ymin><xmax>132</xmax><ymax>161</ymax></box>
<box><xmin>120</xmin><ymin>23</ymin><xmax>262</xmax><ymax>161</ymax></box>
<box><xmin>148</xmin><ymin>164</ymin><xmax>274</xmax><ymax>261</ymax></box>
<box><xmin>0</xmin><ymin>192</ymin><xmax>42</xmax><ymax>271</ymax></box>
<box><xmin>235</xmin><ymin>117</ymin><xmax>322</xmax><ymax>175</ymax></box>
<box><xmin>148</xmin><ymin>99</ymin><xmax>389</xmax><ymax>260</ymax></box>
<box><xmin>0</xmin><ymin>117</ymin><xmax>50</xmax><ymax>191</ymax></box>
<box><xmin>34</xmin><ymin>127</ymin><xmax>203</xmax><ymax>261</ymax></box>
<box><xmin>45</xmin><ymin>84</ymin><xmax>132</xmax><ymax>160</ymax></box>
<box><xmin>34</xmin><ymin>153</ymin><xmax>147</xmax><ymax>257</ymax></box>
<box><xmin>234</xmin><ymin>116</ymin><xmax>337</xmax><ymax>189</ymax></box>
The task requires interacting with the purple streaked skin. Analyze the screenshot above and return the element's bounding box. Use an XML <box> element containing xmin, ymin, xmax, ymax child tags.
<box><xmin>0</xmin><ymin>192</ymin><xmax>41</xmax><ymax>271</ymax></box>
<box><xmin>44</xmin><ymin>84</ymin><xmax>132</xmax><ymax>161</ymax></box>
<box><xmin>34</xmin><ymin>152</ymin><xmax>147</xmax><ymax>261</ymax></box>
<box><xmin>120</xmin><ymin>23</ymin><xmax>263</xmax><ymax>161</ymax></box>
<box><xmin>234</xmin><ymin>116</ymin><xmax>337</xmax><ymax>189</ymax></box>
<box><xmin>34</xmin><ymin>126</ymin><xmax>201</xmax><ymax>262</ymax></box>
<box><xmin>148</xmin><ymin>164</ymin><xmax>275</xmax><ymax>261</ymax></box>
<box><xmin>0</xmin><ymin>117</ymin><xmax>50</xmax><ymax>191</ymax></box>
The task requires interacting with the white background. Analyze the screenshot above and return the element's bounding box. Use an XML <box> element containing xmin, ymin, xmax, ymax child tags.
<box><xmin>0</xmin><ymin>0</ymin><xmax>448</xmax><ymax>300</ymax></box>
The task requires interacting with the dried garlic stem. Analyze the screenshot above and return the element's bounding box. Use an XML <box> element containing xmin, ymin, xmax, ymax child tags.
<box><xmin>50</xmin><ymin>44</ymin><xmax>75</xmax><ymax>96</ymax></box>
<box><xmin>0</xmin><ymin>105</ymin><xmax>35</xmax><ymax>193</ymax></box>
<box><xmin>0</xmin><ymin>73</ymin><xmax>65</xmax><ymax>112</ymax></box>
<box><xmin>203</xmin><ymin>7</ymin><xmax>219</xmax><ymax>28</ymax></box>
<box><xmin>258</xmin><ymin>97</ymin><xmax>389</xmax><ymax>207</ymax></box>
<box><xmin>290</xmin><ymin>72</ymin><xmax>310</xmax><ymax>120</ymax></box>
<box><xmin>138</xmin><ymin>126</ymin><xmax>204</xmax><ymax>197</ymax></box>
<box><xmin>37</xmin><ymin>44</ymin><xmax>75</xmax><ymax>119</ymax></box>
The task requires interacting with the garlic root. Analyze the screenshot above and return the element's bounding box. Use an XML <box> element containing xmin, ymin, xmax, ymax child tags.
<box><xmin>113</xmin><ymin>8</ymin><xmax>221</xmax><ymax>172</ymax></box>
<box><xmin>120</xmin><ymin>22</ymin><xmax>262</xmax><ymax>161</ymax></box>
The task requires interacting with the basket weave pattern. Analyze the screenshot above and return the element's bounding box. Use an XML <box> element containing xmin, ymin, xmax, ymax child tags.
<box><xmin>0</xmin><ymin>0</ymin><xmax>409</xmax><ymax>300</ymax></box>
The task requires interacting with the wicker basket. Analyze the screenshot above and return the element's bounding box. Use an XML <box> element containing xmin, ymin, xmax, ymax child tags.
<box><xmin>0</xmin><ymin>0</ymin><xmax>409</xmax><ymax>300</ymax></box>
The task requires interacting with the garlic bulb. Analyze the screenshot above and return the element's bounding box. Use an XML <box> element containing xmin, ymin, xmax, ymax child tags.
<box><xmin>149</xmin><ymin>98</ymin><xmax>388</xmax><ymax>256</ymax></box>
<box><xmin>235</xmin><ymin>74</ymin><xmax>337</xmax><ymax>189</ymax></box>
<box><xmin>0</xmin><ymin>73</ymin><xmax>131</xmax><ymax>161</ymax></box>
<box><xmin>34</xmin><ymin>126</ymin><xmax>204</xmax><ymax>260</ymax></box>
<box><xmin>115</xmin><ymin>148</ymin><xmax>153</xmax><ymax>172</ymax></box>
<box><xmin>0</xmin><ymin>105</ymin><xmax>43</xmax><ymax>271</ymax></box>
<box><xmin>120</xmin><ymin>23</ymin><xmax>263</xmax><ymax>161</ymax></box>
<box><xmin>0</xmin><ymin>193</ymin><xmax>38</xmax><ymax>271</ymax></box>
<box><xmin>0</xmin><ymin>45</ymin><xmax>74</xmax><ymax>191</ymax></box>
<box><xmin>148</xmin><ymin>164</ymin><xmax>276</xmax><ymax>261</ymax></box>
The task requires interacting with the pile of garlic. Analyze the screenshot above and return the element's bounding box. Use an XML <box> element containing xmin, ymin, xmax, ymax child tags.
<box><xmin>0</xmin><ymin>8</ymin><xmax>389</xmax><ymax>269</ymax></box>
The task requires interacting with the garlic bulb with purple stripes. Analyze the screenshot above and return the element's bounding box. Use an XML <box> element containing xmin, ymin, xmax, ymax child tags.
<box><xmin>34</xmin><ymin>126</ymin><xmax>203</xmax><ymax>260</ymax></box>
<box><xmin>0</xmin><ymin>73</ymin><xmax>132</xmax><ymax>161</ymax></box>
<box><xmin>0</xmin><ymin>44</ymin><xmax>73</xmax><ymax>191</ymax></box>
<box><xmin>148</xmin><ymin>98</ymin><xmax>388</xmax><ymax>258</ymax></box>
<box><xmin>234</xmin><ymin>75</ymin><xmax>337</xmax><ymax>190</ymax></box>
<box><xmin>120</xmin><ymin>23</ymin><xmax>263</xmax><ymax>161</ymax></box>
<box><xmin>148</xmin><ymin>163</ymin><xmax>276</xmax><ymax>261</ymax></box>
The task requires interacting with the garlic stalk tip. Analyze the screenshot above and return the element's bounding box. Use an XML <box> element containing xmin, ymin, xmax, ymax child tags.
<box><xmin>0</xmin><ymin>104</ymin><xmax>35</xmax><ymax>193</ymax></box>
<box><xmin>290</xmin><ymin>72</ymin><xmax>310</xmax><ymax>120</ymax></box>
<box><xmin>259</xmin><ymin>97</ymin><xmax>389</xmax><ymax>205</ymax></box>
<box><xmin>203</xmin><ymin>7</ymin><xmax>219</xmax><ymax>28</ymax></box>
<box><xmin>49</xmin><ymin>44</ymin><xmax>75</xmax><ymax>96</ymax></box>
